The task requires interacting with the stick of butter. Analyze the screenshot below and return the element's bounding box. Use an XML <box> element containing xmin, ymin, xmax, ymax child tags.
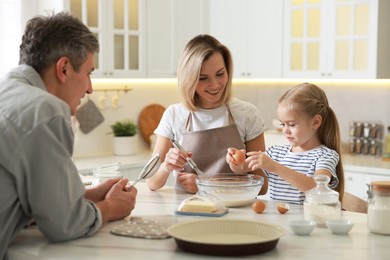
<box><xmin>180</xmin><ymin>200</ymin><xmax>217</xmax><ymax>213</ymax></box>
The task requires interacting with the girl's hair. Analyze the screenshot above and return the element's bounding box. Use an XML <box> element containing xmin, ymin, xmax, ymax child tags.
<box><xmin>279</xmin><ymin>83</ymin><xmax>344</xmax><ymax>200</ymax></box>
<box><xmin>176</xmin><ymin>34</ymin><xmax>233</xmax><ymax>111</ymax></box>
<box><xmin>19</xmin><ymin>12</ymin><xmax>99</xmax><ymax>75</ymax></box>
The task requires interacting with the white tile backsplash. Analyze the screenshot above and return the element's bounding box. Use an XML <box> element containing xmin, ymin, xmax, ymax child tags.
<box><xmin>73</xmin><ymin>80</ymin><xmax>390</xmax><ymax>157</ymax></box>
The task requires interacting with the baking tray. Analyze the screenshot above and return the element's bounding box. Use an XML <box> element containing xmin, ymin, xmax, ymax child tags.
<box><xmin>168</xmin><ymin>219</ymin><xmax>284</xmax><ymax>256</ymax></box>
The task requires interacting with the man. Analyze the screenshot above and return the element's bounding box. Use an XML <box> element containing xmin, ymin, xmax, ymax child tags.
<box><xmin>0</xmin><ymin>12</ymin><xmax>137</xmax><ymax>259</ymax></box>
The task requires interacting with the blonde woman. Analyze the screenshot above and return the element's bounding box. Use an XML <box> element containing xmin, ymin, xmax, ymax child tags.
<box><xmin>146</xmin><ymin>34</ymin><xmax>268</xmax><ymax>194</ymax></box>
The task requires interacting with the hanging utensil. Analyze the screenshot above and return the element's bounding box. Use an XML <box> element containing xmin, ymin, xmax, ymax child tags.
<box><xmin>171</xmin><ymin>140</ymin><xmax>207</xmax><ymax>180</ymax></box>
<box><xmin>126</xmin><ymin>153</ymin><xmax>160</xmax><ymax>191</ymax></box>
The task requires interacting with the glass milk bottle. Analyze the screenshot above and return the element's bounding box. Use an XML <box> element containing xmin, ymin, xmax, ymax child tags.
<box><xmin>304</xmin><ymin>175</ymin><xmax>341</xmax><ymax>227</ymax></box>
<box><xmin>367</xmin><ymin>181</ymin><xmax>390</xmax><ymax>235</ymax></box>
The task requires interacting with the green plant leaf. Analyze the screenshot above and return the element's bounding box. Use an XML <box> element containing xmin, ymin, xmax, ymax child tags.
<box><xmin>110</xmin><ymin>119</ymin><xmax>137</xmax><ymax>136</ymax></box>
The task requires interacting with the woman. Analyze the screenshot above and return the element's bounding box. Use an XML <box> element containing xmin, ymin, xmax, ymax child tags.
<box><xmin>146</xmin><ymin>34</ymin><xmax>268</xmax><ymax>194</ymax></box>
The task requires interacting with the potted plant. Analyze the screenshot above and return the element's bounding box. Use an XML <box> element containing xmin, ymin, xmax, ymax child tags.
<box><xmin>110</xmin><ymin>119</ymin><xmax>138</xmax><ymax>156</ymax></box>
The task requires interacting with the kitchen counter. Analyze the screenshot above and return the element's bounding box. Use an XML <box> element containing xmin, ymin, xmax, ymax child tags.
<box><xmin>8</xmin><ymin>183</ymin><xmax>390</xmax><ymax>259</ymax></box>
<box><xmin>342</xmin><ymin>154</ymin><xmax>390</xmax><ymax>175</ymax></box>
<box><xmin>74</xmin><ymin>150</ymin><xmax>153</xmax><ymax>173</ymax></box>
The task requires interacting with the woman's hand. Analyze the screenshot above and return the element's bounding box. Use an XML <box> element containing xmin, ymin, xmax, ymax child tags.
<box><xmin>177</xmin><ymin>172</ymin><xmax>198</xmax><ymax>193</ymax></box>
<box><xmin>226</xmin><ymin>147</ymin><xmax>247</xmax><ymax>173</ymax></box>
<box><xmin>162</xmin><ymin>147</ymin><xmax>192</xmax><ymax>173</ymax></box>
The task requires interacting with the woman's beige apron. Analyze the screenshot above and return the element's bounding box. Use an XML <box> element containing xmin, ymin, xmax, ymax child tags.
<box><xmin>181</xmin><ymin>106</ymin><xmax>244</xmax><ymax>176</ymax></box>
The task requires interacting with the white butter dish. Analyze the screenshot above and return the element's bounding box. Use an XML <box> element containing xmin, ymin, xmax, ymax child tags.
<box><xmin>175</xmin><ymin>192</ymin><xmax>228</xmax><ymax>217</ymax></box>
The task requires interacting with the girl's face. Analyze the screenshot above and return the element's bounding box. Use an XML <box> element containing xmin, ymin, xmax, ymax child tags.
<box><xmin>196</xmin><ymin>52</ymin><xmax>228</xmax><ymax>109</ymax></box>
<box><xmin>277</xmin><ymin>102</ymin><xmax>322</xmax><ymax>152</ymax></box>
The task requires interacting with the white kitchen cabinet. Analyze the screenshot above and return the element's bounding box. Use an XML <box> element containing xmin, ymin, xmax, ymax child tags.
<box><xmin>283</xmin><ymin>0</ymin><xmax>390</xmax><ymax>79</ymax></box>
<box><xmin>145</xmin><ymin>0</ymin><xmax>209</xmax><ymax>78</ymax></box>
<box><xmin>65</xmin><ymin>0</ymin><xmax>146</xmax><ymax>78</ymax></box>
<box><xmin>344</xmin><ymin>170</ymin><xmax>367</xmax><ymax>200</ymax></box>
<box><xmin>209</xmin><ymin>0</ymin><xmax>283</xmax><ymax>78</ymax></box>
<box><xmin>344</xmin><ymin>170</ymin><xmax>390</xmax><ymax>200</ymax></box>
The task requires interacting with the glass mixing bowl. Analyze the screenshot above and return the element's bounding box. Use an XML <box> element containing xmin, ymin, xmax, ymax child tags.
<box><xmin>196</xmin><ymin>174</ymin><xmax>264</xmax><ymax>207</ymax></box>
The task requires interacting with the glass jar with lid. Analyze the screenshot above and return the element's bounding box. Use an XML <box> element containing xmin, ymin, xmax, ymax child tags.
<box><xmin>367</xmin><ymin>181</ymin><xmax>390</xmax><ymax>235</ymax></box>
<box><xmin>91</xmin><ymin>163</ymin><xmax>122</xmax><ymax>187</ymax></box>
<box><xmin>304</xmin><ymin>175</ymin><xmax>341</xmax><ymax>227</ymax></box>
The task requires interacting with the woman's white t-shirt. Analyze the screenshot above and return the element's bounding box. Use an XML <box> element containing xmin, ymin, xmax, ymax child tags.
<box><xmin>154</xmin><ymin>98</ymin><xmax>266</xmax><ymax>147</ymax></box>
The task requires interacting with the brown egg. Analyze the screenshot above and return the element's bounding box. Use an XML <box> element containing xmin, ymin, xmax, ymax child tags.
<box><xmin>232</xmin><ymin>150</ymin><xmax>246</xmax><ymax>164</ymax></box>
<box><xmin>277</xmin><ymin>202</ymin><xmax>289</xmax><ymax>214</ymax></box>
<box><xmin>252</xmin><ymin>200</ymin><xmax>266</xmax><ymax>214</ymax></box>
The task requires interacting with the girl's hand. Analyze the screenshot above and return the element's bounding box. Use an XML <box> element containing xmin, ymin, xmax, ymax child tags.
<box><xmin>246</xmin><ymin>151</ymin><xmax>276</xmax><ymax>172</ymax></box>
<box><xmin>177</xmin><ymin>172</ymin><xmax>198</xmax><ymax>193</ymax></box>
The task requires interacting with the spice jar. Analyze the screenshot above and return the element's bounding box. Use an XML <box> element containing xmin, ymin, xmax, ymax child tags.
<box><xmin>304</xmin><ymin>175</ymin><xmax>341</xmax><ymax>227</ymax></box>
<box><xmin>367</xmin><ymin>181</ymin><xmax>390</xmax><ymax>235</ymax></box>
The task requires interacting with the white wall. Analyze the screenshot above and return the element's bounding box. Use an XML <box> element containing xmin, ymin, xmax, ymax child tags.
<box><xmin>0</xmin><ymin>0</ymin><xmax>21</xmax><ymax>77</ymax></box>
<box><xmin>73</xmin><ymin>79</ymin><xmax>390</xmax><ymax>157</ymax></box>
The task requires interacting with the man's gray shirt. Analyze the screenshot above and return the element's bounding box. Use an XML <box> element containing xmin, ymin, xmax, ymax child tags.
<box><xmin>0</xmin><ymin>65</ymin><xmax>102</xmax><ymax>259</ymax></box>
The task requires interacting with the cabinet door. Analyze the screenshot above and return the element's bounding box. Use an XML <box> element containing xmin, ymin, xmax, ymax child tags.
<box><xmin>209</xmin><ymin>0</ymin><xmax>282</xmax><ymax>78</ymax></box>
<box><xmin>109</xmin><ymin>0</ymin><xmax>146</xmax><ymax>78</ymax></box>
<box><xmin>344</xmin><ymin>171</ymin><xmax>367</xmax><ymax>199</ymax></box>
<box><xmin>330</xmin><ymin>0</ymin><xmax>377</xmax><ymax>78</ymax></box>
<box><xmin>283</xmin><ymin>0</ymin><xmax>327</xmax><ymax>78</ymax></box>
<box><xmin>365</xmin><ymin>174</ymin><xmax>390</xmax><ymax>185</ymax></box>
<box><xmin>145</xmin><ymin>0</ymin><xmax>175</xmax><ymax>77</ymax></box>
<box><xmin>247</xmin><ymin>0</ymin><xmax>283</xmax><ymax>78</ymax></box>
<box><xmin>68</xmin><ymin>0</ymin><xmax>145</xmax><ymax>78</ymax></box>
<box><xmin>283</xmin><ymin>0</ymin><xmax>379</xmax><ymax>79</ymax></box>
<box><xmin>146</xmin><ymin>0</ymin><xmax>209</xmax><ymax>78</ymax></box>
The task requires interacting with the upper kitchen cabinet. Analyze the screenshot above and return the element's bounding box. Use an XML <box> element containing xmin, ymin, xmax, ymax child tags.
<box><xmin>209</xmin><ymin>0</ymin><xmax>283</xmax><ymax>78</ymax></box>
<box><xmin>66</xmin><ymin>0</ymin><xmax>146</xmax><ymax>78</ymax></box>
<box><xmin>146</xmin><ymin>0</ymin><xmax>209</xmax><ymax>78</ymax></box>
<box><xmin>283</xmin><ymin>0</ymin><xmax>390</xmax><ymax>79</ymax></box>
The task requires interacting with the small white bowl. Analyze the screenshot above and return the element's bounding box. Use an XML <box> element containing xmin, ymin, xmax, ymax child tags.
<box><xmin>326</xmin><ymin>219</ymin><xmax>354</xmax><ymax>235</ymax></box>
<box><xmin>289</xmin><ymin>220</ymin><xmax>316</xmax><ymax>236</ymax></box>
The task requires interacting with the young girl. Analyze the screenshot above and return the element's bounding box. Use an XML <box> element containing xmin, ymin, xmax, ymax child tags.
<box><xmin>245</xmin><ymin>83</ymin><xmax>344</xmax><ymax>204</ymax></box>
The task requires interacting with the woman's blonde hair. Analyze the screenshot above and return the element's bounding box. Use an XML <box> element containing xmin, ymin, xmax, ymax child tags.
<box><xmin>177</xmin><ymin>34</ymin><xmax>233</xmax><ymax>111</ymax></box>
<box><xmin>279</xmin><ymin>83</ymin><xmax>344</xmax><ymax>200</ymax></box>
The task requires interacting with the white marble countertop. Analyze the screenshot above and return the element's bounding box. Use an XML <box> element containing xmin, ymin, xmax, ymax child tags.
<box><xmin>73</xmin><ymin>150</ymin><xmax>153</xmax><ymax>172</ymax></box>
<box><xmin>342</xmin><ymin>154</ymin><xmax>390</xmax><ymax>175</ymax></box>
<box><xmin>8</xmin><ymin>183</ymin><xmax>390</xmax><ymax>259</ymax></box>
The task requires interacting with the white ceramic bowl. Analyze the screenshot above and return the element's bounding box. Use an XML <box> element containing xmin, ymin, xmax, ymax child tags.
<box><xmin>326</xmin><ymin>219</ymin><xmax>354</xmax><ymax>235</ymax></box>
<box><xmin>289</xmin><ymin>220</ymin><xmax>316</xmax><ymax>236</ymax></box>
<box><xmin>197</xmin><ymin>174</ymin><xmax>264</xmax><ymax>207</ymax></box>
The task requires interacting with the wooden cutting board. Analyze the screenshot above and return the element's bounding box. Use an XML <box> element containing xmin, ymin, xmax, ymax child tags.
<box><xmin>138</xmin><ymin>104</ymin><xmax>166</xmax><ymax>145</ymax></box>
